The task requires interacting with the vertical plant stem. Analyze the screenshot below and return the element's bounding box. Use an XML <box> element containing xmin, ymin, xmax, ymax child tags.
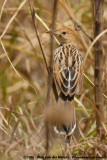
<box><xmin>45</xmin><ymin>0</ymin><xmax>58</xmax><ymax>154</ymax></box>
<box><xmin>94</xmin><ymin>0</ymin><xmax>104</xmax><ymax>138</ymax></box>
<box><xmin>46</xmin><ymin>0</ymin><xmax>57</xmax><ymax>103</ymax></box>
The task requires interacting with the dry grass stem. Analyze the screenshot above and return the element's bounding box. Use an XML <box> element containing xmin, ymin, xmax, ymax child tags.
<box><xmin>0</xmin><ymin>0</ymin><xmax>7</xmax><ymax>21</ymax></box>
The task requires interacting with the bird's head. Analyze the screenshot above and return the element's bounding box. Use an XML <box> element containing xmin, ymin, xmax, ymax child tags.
<box><xmin>46</xmin><ymin>27</ymin><xmax>77</xmax><ymax>45</ymax></box>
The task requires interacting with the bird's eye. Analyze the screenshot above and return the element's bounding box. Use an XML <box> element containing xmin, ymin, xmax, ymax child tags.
<box><xmin>62</xmin><ymin>31</ymin><xmax>66</xmax><ymax>35</ymax></box>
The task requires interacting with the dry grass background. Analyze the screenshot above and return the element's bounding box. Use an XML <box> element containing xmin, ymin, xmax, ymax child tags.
<box><xmin>0</xmin><ymin>0</ymin><xmax>107</xmax><ymax>160</ymax></box>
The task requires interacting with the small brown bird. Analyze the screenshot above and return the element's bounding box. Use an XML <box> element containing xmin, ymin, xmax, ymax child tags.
<box><xmin>47</xmin><ymin>27</ymin><xmax>83</xmax><ymax>136</ymax></box>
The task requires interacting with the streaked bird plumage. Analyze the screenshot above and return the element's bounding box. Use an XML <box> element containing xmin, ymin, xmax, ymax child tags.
<box><xmin>47</xmin><ymin>27</ymin><xmax>83</xmax><ymax>136</ymax></box>
<box><xmin>53</xmin><ymin>44</ymin><xmax>83</xmax><ymax>97</ymax></box>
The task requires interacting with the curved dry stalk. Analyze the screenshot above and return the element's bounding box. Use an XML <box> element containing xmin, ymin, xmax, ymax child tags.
<box><xmin>35</xmin><ymin>12</ymin><xmax>49</xmax><ymax>30</ymax></box>
<box><xmin>0</xmin><ymin>0</ymin><xmax>7</xmax><ymax>21</ymax></box>
<box><xmin>84</xmin><ymin>73</ymin><xmax>107</xmax><ymax>99</ymax></box>
<box><xmin>74</xmin><ymin>97</ymin><xmax>89</xmax><ymax>118</ymax></box>
<box><xmin>83</xmin><ymin>29</ymin><xmax>107</xmax><ymax>67</ymax></box>
<box><xmin>0</xmin><ymin>40</ymin><xmax>37</xmax><ymax>93</ymax></box>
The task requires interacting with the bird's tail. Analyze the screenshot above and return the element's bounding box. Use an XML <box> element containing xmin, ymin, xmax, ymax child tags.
<box><xmin>54</xmin><ymin>95</ymin><xmax>76</xmax><ymax>136</ymax></box>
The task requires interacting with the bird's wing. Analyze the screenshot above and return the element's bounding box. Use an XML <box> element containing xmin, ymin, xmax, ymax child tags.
<box><xmin>53</xmin><ymin>45</ymin><xmax>83</xmax><ymax>97</ymax></box>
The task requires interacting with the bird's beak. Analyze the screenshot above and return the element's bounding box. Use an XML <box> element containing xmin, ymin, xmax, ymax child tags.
<box><xmin>45</xmin><ymin>30</ymin><xmax>58</xmax><ymax>36</ymax></box>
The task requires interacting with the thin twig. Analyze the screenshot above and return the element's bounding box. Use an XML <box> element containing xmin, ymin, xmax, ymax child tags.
<box><xmin>83</xmin><ymin>29</ymin><xmax>107</xmax><ymax>67</ymax></box>
<box><xmin>74</xmin><ymin>97</ymin><xmax>89</xmax><ymax>117</ymax></box>
<box><xmin>0</xmin><ymin>0</ymin><xmax>7</xmax><ymax>21</ymax></box>
<box><xmin>84</xmin><ymin>73</ymin><xmax>107</xmax><ymax>99</ymax></box>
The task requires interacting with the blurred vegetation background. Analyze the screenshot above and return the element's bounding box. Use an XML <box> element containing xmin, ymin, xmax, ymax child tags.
<box><xmin>0</xmin><ymin>0</ymin><xmax>107</xmax><ymax>159</ymax></box>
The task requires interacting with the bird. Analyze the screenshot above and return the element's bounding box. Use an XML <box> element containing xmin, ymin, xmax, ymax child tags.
<box><xmin>47</xmin><ymin>26</ymin><xmax>83</xmax><ymax>136</ymax></box>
